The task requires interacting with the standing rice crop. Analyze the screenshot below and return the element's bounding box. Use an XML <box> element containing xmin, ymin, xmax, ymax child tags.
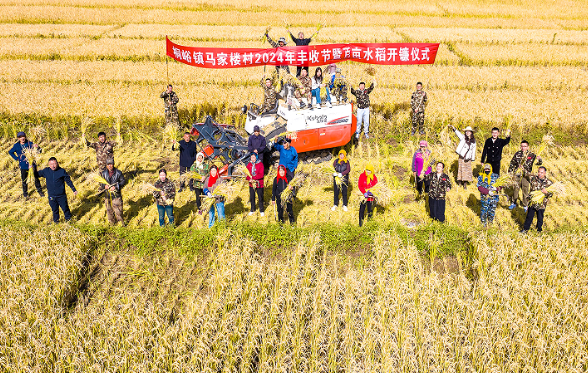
<box><xmin>114</xmin><ymin>116</ymin><xmax>123</xmax><ymax>145</ymax></box>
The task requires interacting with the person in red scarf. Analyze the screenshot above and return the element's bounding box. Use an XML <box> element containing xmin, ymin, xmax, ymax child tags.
<box><xmin>271</xmin><ymin>165</ymin><xmax>294</xmax><ymax>224</ymax></box>
<box><xmin>203</xmin><ymin>165</ymin><xmax>226</xmax><ymax>228</ymax></box>
<box><xmin>357</xmin><ymin>163</ymin><xmax>378</xmax><ymax>227</ymax></box>
<box><xmin>246</xmin><ymin>153</ymin><xmax>265</xmax><ymax>216</ymax></box>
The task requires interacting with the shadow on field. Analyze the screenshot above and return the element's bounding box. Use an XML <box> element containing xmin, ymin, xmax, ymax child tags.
<box><xmin>294</xmin><ymin>198</ymin><xmax>314</xmax><ymax>216</ymax></box>
<box><xmin>466</xmin><ymin>193</ymin><xmax>479</xmax><ymax>216</ymax></box>
<box><xmin>126</xmin><ymin>194</ymin><xmax>154</xmax><ymax>221</ymax></box>
<box><xmin>225</xmin><ymin>196</ymin><xmax>247</xmax><ymax>215</ymax></box>
<box><xmin>174</xmin><ymin>200</ymin><xmax>197</xmax><ymax>226</ymax></box>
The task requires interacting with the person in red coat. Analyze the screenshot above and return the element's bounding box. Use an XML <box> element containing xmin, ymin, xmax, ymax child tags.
<box><xmin>246</xmin><ymin>153</ymin><xmax>265</xmax><ymax>216</ymax></box>
<box><xmin>357</xmin><ymin>163</ymin><xmax>378</xmax><ymax>227</ymax></box>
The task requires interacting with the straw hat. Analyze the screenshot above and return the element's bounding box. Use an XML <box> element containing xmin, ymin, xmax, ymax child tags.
<box><xmin>463</xmin><ymin>126</ymin><xmax>475</xmax><ymax>133</ymax></box>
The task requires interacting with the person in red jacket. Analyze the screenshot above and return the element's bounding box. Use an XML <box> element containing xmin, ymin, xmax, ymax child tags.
<box><xmin>246</xmin><ymin>153</ymin><xmax>265</xmax><ymax>216</ymax></box>
<box><xmin>357</xmin><ymin>163</ymin><xmax>378</xmax><ymax>227</ymax></box>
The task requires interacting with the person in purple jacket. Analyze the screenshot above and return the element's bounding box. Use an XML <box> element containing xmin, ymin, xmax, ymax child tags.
<box><xmin>412</xmin><ymin>140</ymin><xmax>433</xmax><ymax>196</ymax></box>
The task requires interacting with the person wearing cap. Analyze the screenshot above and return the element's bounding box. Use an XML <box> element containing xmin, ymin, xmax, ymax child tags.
<box><xmin>160</xmin><ymin>84</ymin><xmax>180</xmax><ymax>126</ymax></box>
<box><xmin>86</xmin><ymin>131</ymin><xmax>116</xmax><ymax>172</ymax></box>
<box><xmin>412</xmin><ymin>140</ymin><xmax>433</xmax><ymax>196</ymax></box>
<box><xmin>172</xmin><ymin>132</ymin><xmax>197</xmax><ymax>192</ymax></box>
<box><xmin>246</xmin><ymin>153</ymin><xmax>265</xmax><ymax>216</ymax></box>
<box><xmin>449</xmin><ymin>124</ymin><xmax>476</xmax><ymax>188</ymax></box>
<box><xmin>272</xmin><ymin>137</ymin><xmax>298</xmax><ymax>180</ymax></box>
<box><xmin>190</xmin><ymin>152</ymin><xmax>209</xmax><ymax>212</ymax></box>
<box><xmin>37</xmin><ymin>157</ymin><xmax>77</xmax><ymax>223</ymax></box>
<box><xmin>264</xmin><ymin>32</ymin><xmax>290</xmax><ymax>74</ymax></box>
<box><xmin>410</xmin><ymin>82</ymin><xmax>428</xmax><ymax>135</ymax></box>
<box><xmin>508</xmin><ymin>140</ymin><xmax>542</xmax><ymax>211</ymax></box>
<box><xmin>350</xmin><ymin>79</ymin><xmax>376</xmax><ymax>140</ymax></box>
<box><xmin>477</xmin><ymin>163</ymin><xmax>501</xmax><ymax>227</ymax></box>
<box><xmin>248</xmin><ymin>125</ymin><xmax>267</xmax><ymax>162</ymax></box>
<box><xmin>332</xmin><ymin>149</ymin><xmax>351</xmax><ymax>212</ymax></box>
<box><xmin>287</xmin><ymin>27</ymin><xmax>320</xmax><ymax>77</ymax></box>
<box><xmin>99</xmin><ymin>159</ymin><xmax>126</xmax><ymax>226</ymax></box>
<box><xmin>425</xmin><ymin>162</ymin><xmax>452</xmax><ymax>223</ymax></box>
<box><xmin>330</xmin><ymin>67</ymin><xmax>348</xmax><ymax>105</ymax></box>
<box><xmin>8</xmin><ymin>131</ymin><xmax>44</xmax><ymax>198</ymax></box>
<box><xmin>481</xmin><ymin>127</ymin><xmax>511</xmax><ymax>175</ymax></box>
<box><xmin>294</xmin><ymin>68</ymin><xmax>312</xmax><ymax>109</ymax></box>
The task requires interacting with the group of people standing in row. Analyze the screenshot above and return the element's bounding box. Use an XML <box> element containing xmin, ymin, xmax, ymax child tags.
<box><xmin>8</xmin><ymin>122</ymin><xmax>555</xmax><ymax>232</ymax></box>
<box><xmin>411</xmin><ymin>125</ymin><xmax>554</xmax><ymax>232</ymax></box>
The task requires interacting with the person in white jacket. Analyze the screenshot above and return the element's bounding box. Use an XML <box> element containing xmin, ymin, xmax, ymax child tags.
<box><xmin>310</xmin><ymin>67</ymin><xmax>332</xmax><ymax>108</ymax></box>
<box><xmin>449</xmin><ymin>125</ymin><xmax>476</xmax><ymax>188</ymax></box>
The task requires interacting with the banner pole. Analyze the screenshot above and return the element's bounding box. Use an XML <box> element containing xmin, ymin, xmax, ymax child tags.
<box><xmin>166</xmin><ymin>56</ymin><xmax>170</xmax><ymax>84</ymax></box>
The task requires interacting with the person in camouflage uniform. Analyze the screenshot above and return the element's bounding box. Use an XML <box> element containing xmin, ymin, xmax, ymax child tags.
<box><xmin>410</xmin><ymin>82</ymin><xmax>428</xmax><ymax>135</ymax></box>
<box><xmin>330</xmin><ymin>68</ymin><xmax>348</xmax><ymax>105</ymax></box>
<box><xmin>261</xmin><ymin>76</ymin><xmax>281</xmax><ymax>114</ymax></box>
<box><xmin>294</xmin><ymin>69</ymin><xmax>312</xmax><ymax>109</ymax></box>
<box><xmin>425</xmin><ymin>162</ymin><xmax>452</xmax><ymax>222</ymax></box>
<box><xmin>521</xmin><ymin>166</ymin><xmax>553</xmax><ymax>233</ymax></box>
<box><xmin>477</xmin><ymin>163</ymin><xmax>501</xmax><ymax>227</ymax></box>
<box><xmin>350</xmin><ymin>80</ymin><xmax>375</xmax><ymax>139</ymax></box>
<box><xmin>153</xmin><ymin>168</ymin><xmax>176</xmax><ymax>226</ymax></box>
<box><xmin>99</xmin><ymin>159</ymin><xmax>126</xmax><ymax>226</ymax></box>
<box><xmin>264</xmin><ymin>33</ymin><xmax>290</xmax><ymax>74</ymax></box>
<box><xmin>160</xmin><ymin>84</ymin><xmax>180</xmax><ymax>126</ymax></box>
<box><xmin>508</xmin><ymin>140</ymin><xmax>542</xmax><ymax>210</ymax></box>
<box><xmin>86</xmin><ymin>131</ymin><xmax>116</xmax><ymax>172</ymax></box>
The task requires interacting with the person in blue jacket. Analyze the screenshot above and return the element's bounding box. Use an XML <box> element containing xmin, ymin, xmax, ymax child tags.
<box><xmin>37</xmin><ymin>157</ymin><xmax>78</xmax><ymax>223</ymax></box>
<box><xmin>8</xmin><ymin>131</ymin><xmax>44</xmax><ymax>198</ymax></box>
<box><xmin>272</xmin><ymin>137</ymin><xmax>298</xmax><ymax>180</ymax></box>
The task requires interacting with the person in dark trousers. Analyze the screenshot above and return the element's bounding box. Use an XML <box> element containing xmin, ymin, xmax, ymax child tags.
<box><xmin>99</xmin><ymin>159</ymin><xmax>126</xmax><ymax>226</ymax></box>
<box><xmin>246</xmin><ymin>153</ymin><xmax>265</xmax><ymax>216</ymax></box>
<box><xmin>272</xmin><ymin>165</ymin><xmax>294</xmax><ymax>224</ymax></box>
<box><xmin>287</xmin><ymin>27</ymin><xmax>320</xmax><ymax>77</ymax></box>
<box><xmin>481</xmin><ymin>127</ymin><xmax>511</xmax><ymax>175</ymax></box>
<box><xmin>521</xmin><ymin>166</ymin><xmax>553</xmax><ymax>233</ymax></box>
<box><xmin>37</xmin><ymin>157</ymin><xmax>77</xmax><ymax>223</ymax></box>
<box><xmin>272</xmin><ymin>137</ymin><xmax>298</xmax><ymax>180</ymax></box>
<box><xmin>247</xmin><ymin>125</ymin><xmax>267</xmax><ymax>162</ymax></box>
<box><xmin>190</xmin><ymin>152</ymin><xmax>209</xmax><ymax>212</ymax></box>
<box><xmin>357</xmin><ymin>163</ymin><xmax>378</xmax><ymax>227</ymax></box>
<box><xmin>331</xmin><ymin>149</ymin><xmax>350</xmax><ymax>212</ymax></box>
<box><xmin>172</xmin><ymin>132</ymin><xmax>197</xmax><ymax>192</ymax></box>
<box><xmin>8</xmin><ymin>131</ymin><xmax>44</xmax><ymax>198</ymax></box>
<box><xmin>425</xmin><ymin>162</ymin><xmax>452</xmax><ymax>223</ymax></box>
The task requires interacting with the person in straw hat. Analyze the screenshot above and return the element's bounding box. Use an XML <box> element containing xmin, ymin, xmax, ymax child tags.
<box><xmin>449</xmin><ymin>124</ymin><xmax>476</xmax><ymax>188</ymax></box>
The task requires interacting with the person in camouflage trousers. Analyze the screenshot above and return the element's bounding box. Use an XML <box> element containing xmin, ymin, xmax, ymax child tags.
<box><xmin>410</xmin><ymin>82</ymin><xmax>428</xmax><ymax>135</ymax></box>
<box><xmin>508</xmin><ymin>140</ymin><xmax>542</xmax><ymax>210</ymax></box>
<box><xmin>425</xmin><ymin>162</ymin><xmax>452</xmax><ymax>222</ymax></box>
<box><xmin>521</xmin><ymin>166</ymin><xmax>553</xmax><ymax>233</ymax></box>
<box><xmin>99</xmin><ymin>159</ymin><xmax>126</xmax><ymax>226</ymax></box>
<box><xmin>477</xmin><ymin>163</ymin><xmax>501</xmax><ymax>227</ymax></box>
<box><xmin>294</xmin><ymin>69</ymin><xmax>312</xmax><ymax>108</ymax></box>
<box><xmin>160</xmin><ymin>84</ymin><xmax>180</xmax><ymax>126</ymax></box>
<box><xmin>86</xmin><ymin>131</ymin><xmax>116</xmax><ymax>172</ymax></box>
<box><xmin>330</xmin><ymin>68</ymin><xmax>348</xmax><ymax>105</ymax></box>
<box><xmin>261</xmin><ymin>76</ymin><xmax>281</xmax><ymax>114</ymax></box>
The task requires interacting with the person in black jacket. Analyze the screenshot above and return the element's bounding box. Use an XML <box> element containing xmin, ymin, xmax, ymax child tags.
<box><xmin>99</xmin><ymin>159</ymin><xmax>126</xmax><ymax>225</ymax></box>
<box><xmin>247</xmin><ymin>125</ymin><xmax>267</xmax><ymax>162</ymax></box>
<box><xmin>172</xmin><ymin>132</ymin><xmax>197</xmax><ymax>192</ymax></box>
<box><xmin>287</xmin><ymin>27</ymin><xmax>320</xmax><ymax>77</ymax></box>
<box><xmin>331</xmin><ymin>149</ymin><xmax>350</xmax><ymax>211</ymax></box>
<box><xmin>37</xmin><ymin>157</ymin><xmax>77</xmax><ymax>223</ymax></box>
<box><xmin>480</xmin><ymin>127</ymin><xmax>511</xmax><ymax>175</ymax></box>
<box><xmin>271</xmin><ymin>165</ymin><xmax>294</xmax><ymax>224</ymax></box>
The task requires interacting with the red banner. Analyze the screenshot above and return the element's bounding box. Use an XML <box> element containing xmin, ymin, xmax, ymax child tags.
<box><xmin>166</xmin><ymin>37</ymin><xmax>439</xmax><ymax>68</ymax></box>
